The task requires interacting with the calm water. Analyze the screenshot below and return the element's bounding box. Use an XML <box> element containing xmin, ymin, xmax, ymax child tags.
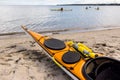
<box><xmin>0</xmin><ymin>5</ymin><xmax>120</xmax><ymax>34</ymax></box>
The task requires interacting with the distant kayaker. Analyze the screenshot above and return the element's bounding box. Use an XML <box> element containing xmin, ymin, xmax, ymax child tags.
<box><xmin>85</xmin><ymin>7</ymin><xmax>88</xmax><ymax>10</ymax></box>
<box><xmin>61</xmin><ymin>7</ymin><xmax>63</xmax><ymax>11</ymax></box>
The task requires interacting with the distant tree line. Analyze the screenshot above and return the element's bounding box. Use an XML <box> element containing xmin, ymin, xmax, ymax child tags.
<box><xmin>57</xmin><ymin>3</ymin><xmax>120</xmax><ymax>6</ymax></box>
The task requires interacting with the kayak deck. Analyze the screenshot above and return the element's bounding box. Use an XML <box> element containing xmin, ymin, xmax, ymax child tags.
<box><xmin>22</xmin><ymin>26</ymin><xmax>108</xmax><ymax>80</ymax></box>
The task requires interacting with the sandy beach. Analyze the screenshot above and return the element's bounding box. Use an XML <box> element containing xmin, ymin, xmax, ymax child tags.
<box><xmin>0</xmin><ymin>28</ymin><xmax>120</xmax><ymax>80</ymax></box>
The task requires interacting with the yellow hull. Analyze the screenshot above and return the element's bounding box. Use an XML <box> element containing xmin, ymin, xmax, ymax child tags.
<box><xmin>21</xmin><ymin>26</ymin><xmax>120</xmax><ymax>80</ymax></box>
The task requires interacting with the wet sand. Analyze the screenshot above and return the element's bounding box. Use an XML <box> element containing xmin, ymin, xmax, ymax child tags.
<box><xmin>0</xmin><ymin>28</ymin><xmax>120</xmax><ymax>80</ymax></box>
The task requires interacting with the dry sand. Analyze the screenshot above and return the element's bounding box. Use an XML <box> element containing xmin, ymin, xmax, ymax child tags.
<box><xmin>0</xmin><ymin>28</ymin><xmax>120</xmax><ymax>80</ymax></box>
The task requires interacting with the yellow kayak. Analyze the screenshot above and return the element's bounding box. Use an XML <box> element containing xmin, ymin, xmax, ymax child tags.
<box><xmin>22</xmin><ymin>26</ymin><xmax>120</xmax><ymax>80</ymax></box>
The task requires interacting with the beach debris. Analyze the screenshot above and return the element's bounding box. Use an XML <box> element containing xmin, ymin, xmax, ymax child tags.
<box><xmin>6</xmin><ymin>45</ymin><xmax>17</xmax><ymax>48</ymax></box>
<box><xmin>0</xmin><ymin>50</ymin><xmax>4</xmax><ymax>53</ymax></box>
<box><xmin>0</xmin><ymin>63</ymin><xmax>11</xmax><ymax>66</ymax></box>
<box><xmin>15</xmin><ymin>46</ymin><xmax>27</xmax><ymax>52</ymax></box>
<box><xmin>111</xmin><ymin>36</ymin><xmax>120</xmax><ymax>38</ymax></box>
<box><xmin>75</xmin><ymin>41</ymin><xmax>87</xmax><ymax>43</ymax></box>
<box><xmin>5</xmin><ymin>54</ymin><xmax>12</xmax><ymax>57</ymax></box>
<box><xmin>52</xmin><ymin>32</ymin><xmax>59</xmax><ymax>34</ymax></box>
<box><xmin>117</xmin><ymin>48</ymin><xmax>120</xmax><ymax>51</ymax></box>
<box><xmin>15</xmin><ymin>58</ymin><xmax>21</xmax><ymax>63</ymax></box>
<box><xmin>93</xmin><ymin>43</ymin><xmax>107</xmax><ymax>48</ymax></box>
<box><xmin>16</xmin><ymin>48</ymin><xmax>27</xmax><ymax>52</ymax></box>
<box><xmin>109</xmin><ymin>50</ymin><xmax>115</xmax><ymax>53</ymax></box>
<box><xmin>4</xmin><ymin>59</ymin><xmax>13</xmax><ymax>62</ymax></box>
<box><xmin>63</xmin><ymin>39</ymin><xmax>74</xmax><ymax>42</ymax></box>
<box><xmin>29</xmin><ymin>76</ymin><xmax>36</xmax><ymax>80</ymax></box>
<box><xmin>29</xmin><ymin>41</ymin><xmax>36</xmax><ymax>47</ymax></box>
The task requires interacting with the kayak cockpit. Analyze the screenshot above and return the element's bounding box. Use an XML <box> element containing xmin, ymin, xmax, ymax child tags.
<box><xmin>82</xmin><ymin>57</ymin><xmax>120</xmax><ymax>80</ymax></box>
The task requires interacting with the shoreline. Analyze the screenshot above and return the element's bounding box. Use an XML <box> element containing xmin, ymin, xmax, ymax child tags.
<box><xmin>0</xmin><ymin>27</ymin><xmax>120</xmax><ymax>36</ymax></box>
<box><xmin>0</xmin><ymin>28</ymin><xmax>120</xmax><ymax>80</ymax></box>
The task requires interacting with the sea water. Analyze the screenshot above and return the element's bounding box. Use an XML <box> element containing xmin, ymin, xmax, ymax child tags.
<box><xmin>0</xmin><ymin>5</ymin><xmax>120</xmax><ymax>34</ymax></box>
